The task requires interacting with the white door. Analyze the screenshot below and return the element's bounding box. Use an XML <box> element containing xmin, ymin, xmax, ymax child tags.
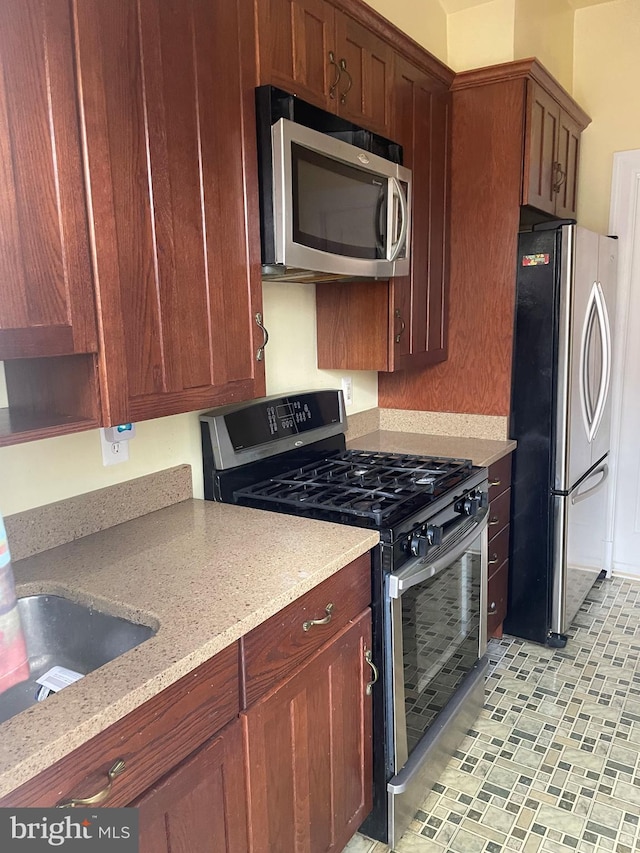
<box><xmin>608</xmin><ymin>150</ymin><xmax>640</xmax><ymax>578</ymax></box>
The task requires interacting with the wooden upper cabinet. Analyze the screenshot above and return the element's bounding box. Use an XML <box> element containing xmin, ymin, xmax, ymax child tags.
<box><xmin>74</xmin><ymin>0</ymin><xmax>265</xmax><ymax>425</ymax></box>
<box><xmin>523</xmin><ymin>76</ymin><xmax>587</xmax><ymax>219</ymax></box>
<box><xmin>333</xmin><ymin>13</ymin><xmax>394</xmax><ymax>136</ymax></box>
<box><xmin>257</xmin><ymin>0</ymin><xmax>337</xmax><ymax>111</ymax></box>
<box><xmin>255</xmin><ymin>0</ymin><xmax>393</xmax><ymax>136</ymax></box>
<box><xmin>0</xmin><ymin>0</ymin><xmax>97</xmax><ymax>361</ymax></box>
<box><xmin>391</xmin><ymin>57</ymin><xmax>450</xmax><ymax>370</ymax></box>
<box><xmin>316</xmin><ymin>56</ymin><xmax>452</xmax><ymax>373</ymax></box>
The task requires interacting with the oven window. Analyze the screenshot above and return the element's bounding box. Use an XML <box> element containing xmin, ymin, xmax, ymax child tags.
<box><xmin>291</xmin><ymin>143</ymin><xmax>387</xmax><ymax>259</ymax></box>
<box><xmin>401</xmin><ymin>545</ymin><xmax>481</xmax><ymax>755</ymax></box>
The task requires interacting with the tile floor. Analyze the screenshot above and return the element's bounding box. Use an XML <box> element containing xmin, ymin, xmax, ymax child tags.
<box><xmin>344</xmin><ymin>575</ymin><xmax>640</xmax><ymax>853</ymax></box>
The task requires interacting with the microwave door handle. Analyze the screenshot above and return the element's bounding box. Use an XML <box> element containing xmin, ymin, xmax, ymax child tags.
<box><xmin>387</xmin><ymin>177</ymin><xmax>408</xmax><ymax>262</ymax></box>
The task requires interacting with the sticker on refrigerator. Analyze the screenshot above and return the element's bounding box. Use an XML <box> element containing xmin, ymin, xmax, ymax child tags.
<box><xmin>522</xmin><ymin>253</ymin><xmax>550</xmax><ymax>266</ymax></box>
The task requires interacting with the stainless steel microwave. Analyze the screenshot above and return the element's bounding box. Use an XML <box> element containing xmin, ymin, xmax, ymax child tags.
<box><xmin>256</xmin><ymin>87</ymin><xmax>411</xmax><ymax>283</ymax></box>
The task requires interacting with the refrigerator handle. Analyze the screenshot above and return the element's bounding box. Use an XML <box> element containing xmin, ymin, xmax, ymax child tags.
<box><xmin>579</xmin><ymin>282</ymin><xmax>612</xmax><ymax>443</ymax></box>
<box><xmin>571</xmin><ymin>462</ymin><xmax>609</xmax><ymax>505</ymax></box>
<box><xmin>590</xmin><ymin>282</ymin><xmax>612</xmax><ymax>443</ymax></box>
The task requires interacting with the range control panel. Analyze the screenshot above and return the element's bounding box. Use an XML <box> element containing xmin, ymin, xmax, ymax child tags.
<box><xmin>223</xmin><ymin>391</ymin><xmax>342</xmax><ymax>452</ymax></box>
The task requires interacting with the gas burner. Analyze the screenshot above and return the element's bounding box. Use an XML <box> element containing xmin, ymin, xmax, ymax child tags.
<box><xmin>232</xmin><ymin>450</ymin><xmax>474</xmax><ymax>526</ymax></box>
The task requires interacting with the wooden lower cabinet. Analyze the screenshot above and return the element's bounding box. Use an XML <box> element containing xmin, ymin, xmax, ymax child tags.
<box><xmin>134</xmin><ymin>720</ymin><xmax>248</xmax><ymax>853</ymax></box>
<box><xmin>242</xmin><ymin>610</ymin><xmax>373</xmax><ymax>853</ymax></box>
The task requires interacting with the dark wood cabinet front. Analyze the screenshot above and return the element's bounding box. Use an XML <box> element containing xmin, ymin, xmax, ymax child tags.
<box><xmin>75</xmin><ymin>0</ymin><xmax>265</xmax><ymax>426</ymax></box>
<box><xmin>242</xmin><ymin>610</ymin><xmax>373</xmax><ymax>853</ymax></box>
<box><xmin>0</xmin><ymin>0</ymin><xmax>97</xmax><ymax>362</ymax></box>
<box><xmin>391</xmin><ymin>56</ymin><xmax>450</xmax><ymax>370</ymax></box>
<box><xmin>135</xmin><ymin>721</ymin><xmax>248</xmax><ymax>853</ymax></box>
<box><xmin>315</xmin><ymin>45</ymin><xmax>453</xmax><ymax>374</ymax></box>
<box><xmin>523</xmin><ymin>79</ymin><xmax>582</xmax><ymax>219</ymax></box>
<box><xmin>255</xmin><ymin>0</ymin><xmax>393</xmax><ymax>136</ymax></box>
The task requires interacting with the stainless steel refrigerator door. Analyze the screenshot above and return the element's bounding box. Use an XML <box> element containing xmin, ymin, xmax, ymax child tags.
<box><xmin>558</xmin><ymin>227</ymin><xmax>617</xmax><ymax>492</ymax></box>
<box><xmin>552</xmin><ymin>459</ymin><xmax>610</xmax><ymax>636</ymax></box>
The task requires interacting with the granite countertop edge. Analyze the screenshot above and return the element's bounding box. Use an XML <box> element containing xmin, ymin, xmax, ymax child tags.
<box><xmin>0</xmin><ymin>499</ymin><xmax>379</xmax><ymax>799</ymax></box>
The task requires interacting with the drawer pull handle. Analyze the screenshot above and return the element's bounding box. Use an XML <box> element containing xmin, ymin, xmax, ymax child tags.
<box><xmin>489</xmin><ymin>516</ymin><xmax>500</xmax><ymax>526</ymax></box>
<box><xmin>364</xmin><ymin>648</ymin><xmax>379</xmax><ymax>695</ymax></box>
<box><xmin>57</xmin><ymin>759</ymin><xmax>126</xmax><ymax>808</ymax></box>
<box><xmin>489</xmin><ymin>478</ymin><xmax>501</xmax><ymax>487</ymax></box>
<box><xmin>488</xmin><ymin>554</ymin><xmax>499</xmax><ymax>565</ymax></box>
<box><xmin>303</xmin><ymin>602</ymin><xmax>334</xmax><ymax>632</ymax></box>
<box><xmin>488</xmin><ymin>601</ymin><xmax>498</xmax><ymax>615</ymax></box>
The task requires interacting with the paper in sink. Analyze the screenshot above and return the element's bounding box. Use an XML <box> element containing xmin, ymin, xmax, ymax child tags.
<box><xmin>36</xmin><ymin>666</ymin><xmax>84</xmax><ymax>693</ymax></box>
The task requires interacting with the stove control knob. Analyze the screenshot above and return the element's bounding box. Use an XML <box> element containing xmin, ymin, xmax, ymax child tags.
<box><xmin>426</xmin><ymin>525</ymin><xmax>443</xmax><ymax>547</ymax></box>
<box><xmin>462</xmin><ymin>493</ymin><xmax>481</xmax><ymax>516</ymax></box>
<box><xmin>409</xmin><ymin>532</ymin><xmax>428</xmax><ymax>557</ymax></box>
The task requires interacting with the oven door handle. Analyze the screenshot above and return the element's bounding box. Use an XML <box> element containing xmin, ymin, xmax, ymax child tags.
<box><xmin>388</xmin><ymin>510</ymin><xmax>488</xmax><ymax>599</ymax></box>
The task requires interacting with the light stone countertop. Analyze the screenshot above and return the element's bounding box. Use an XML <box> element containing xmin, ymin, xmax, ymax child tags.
<box><xmin>347</xmin><ymin>430</ymin><xmax>516</xmax><ymax>468</ymax></box>
<box><xmin>0</xmin><ymin>499</ymin><xmax>378</xmax><ymax>799</ymax></box>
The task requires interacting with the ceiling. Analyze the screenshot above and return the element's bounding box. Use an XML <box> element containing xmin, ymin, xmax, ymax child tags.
<box><xmin>439</xmin><ymin>0</ymin><xmax>618</xmax><ymax>12</ymax></box>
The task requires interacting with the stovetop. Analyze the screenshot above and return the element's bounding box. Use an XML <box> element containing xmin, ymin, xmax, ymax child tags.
<box><xmin>233</xmin><ymin>450</ymin><xmax>474</xmax><ymax>527</ymax></box>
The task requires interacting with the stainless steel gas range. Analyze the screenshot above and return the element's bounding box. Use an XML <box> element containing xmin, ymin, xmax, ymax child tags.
<box><xmin>200</xmin><ymin>390</ymin><xmax>489</xmax><ymax>847</ymax></box>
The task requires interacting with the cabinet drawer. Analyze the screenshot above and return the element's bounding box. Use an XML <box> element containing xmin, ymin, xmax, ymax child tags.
<box><xmin>0</xmin><ymin>643</ymin><xmax>239</xmax><ymax>808</ymax></box>
<box><xmin>488</xmin><ymin>453</ymin><xmax>512</xmax><ymax>501</ymax></box>
<box><xmin>488</xmin><ymin>488</ymin><xmax>511</xmax><ymax>540</ymax></box>
<box><xmin>487</xmin><ymin>524</ymin><xmax>509</xmax><ymax>574</ymax></box>
<box><xmin>487</xmin><ymin>560</ymin><xmax>508</xmax><ymax>636</ymax></box>
<box><xmin>241</xmin><ymin>553</ymin><xmax>371</xmax><ymax>707</ymax></box>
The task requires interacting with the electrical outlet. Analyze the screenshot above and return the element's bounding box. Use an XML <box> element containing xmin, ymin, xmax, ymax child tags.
<box><xmin>341</xmin><ymin>375</ymin><xmax>353</xmax><ymax>406</ymax></box>
<box><xmin>100</xmin><ymin>428</ymin><xmax>130</xmax><ymax>466</ymax></box>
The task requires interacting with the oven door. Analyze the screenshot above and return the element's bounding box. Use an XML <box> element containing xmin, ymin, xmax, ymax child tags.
<box><xmin>387</xmin><ymin>507</ymin><xmax>489</xmax><ymax>772</ymax></box>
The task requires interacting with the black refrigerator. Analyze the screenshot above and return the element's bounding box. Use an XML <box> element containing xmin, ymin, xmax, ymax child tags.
<box><xmin>505</xmin><ymin>222</ymin><xmax>617</xmax><ymax>647</ymax></box>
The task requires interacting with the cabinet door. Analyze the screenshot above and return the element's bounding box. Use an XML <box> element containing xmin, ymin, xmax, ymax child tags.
<box><xmin>0</xmin><ymin>0</ymin><xmax>97</xmax><ymax>360</ymax></box>
<box><xmin>334</xmin><ymin>12</ymin><xmax>394</xmax><ymax>137</ymax></box>
<box><xmin>391</xmin><ymin>58</ymin><xmax>450</xmax><ymax>370</ymax></box>
<box><xmin>75</xmin><ymin>0</ymin><xmax>265</xmax><ymax>425</ymax></box>
<box><xmin>555</xmin><ymin>111</ymin><xmax>581</xmax><ymax>219</ymax></box>
<box><xmin>523</xmin><ymin>80</ymin><xmax>561</xmax><ymax>216</ymax></box>
<box><xmin>256</xmin><ymin>0</ymin><xmax>337</xmax><ymax>111</ymax></box>
<box><xmin>243</xmin><ymin>610</ymin><xmax>373</xmax><ymax>853</ymax></box>
<box><xmin>135</xmin><ymin>720</ymin><xmax>248</xmax><ymax>853</ymax></box>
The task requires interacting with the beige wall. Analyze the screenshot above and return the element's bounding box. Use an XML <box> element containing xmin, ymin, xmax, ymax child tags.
<box><xmin>574</xmin><ymin>0</ymin><xmax>640</xmax><ymax>232</ymax></box>
<box><xmin>365</xmin><ymin>0</ymin><xmax>447</xmax><ymax>60</ymax></box>
<box><xmin>262</xmin><ymin>281</ymin><xmax>378</xmax><ymax>408</ymax></box>
<box><xmin>447</xmin><ymin>0</ymin><xmax>515</xmax><ymax>71</ymax></box>
<box><xmin>514</xmin><ymin>0</ymin><xmax>574</xmax><ymax>92</ymax></box>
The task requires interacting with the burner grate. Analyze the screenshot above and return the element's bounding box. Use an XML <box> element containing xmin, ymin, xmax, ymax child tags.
<box><xmin>234</xmin><ymin>451</ymin><xmax>473</xmax><ymax>525</ymax></box>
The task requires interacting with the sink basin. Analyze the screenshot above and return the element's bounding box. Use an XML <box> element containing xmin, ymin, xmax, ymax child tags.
<box><xmin>0</xmin><ymin>594</ymin><xmax>156</xmax><ymax>724</ymax></box>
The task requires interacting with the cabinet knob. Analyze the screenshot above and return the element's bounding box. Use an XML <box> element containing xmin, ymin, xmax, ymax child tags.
<box><xmin>489</xmin><ymin>478</ymin><xmax>501</xmax><ymax>487</ymax></box>
<box><xmin>487</xmin><ymin>602</ymin><xmax>498</xmax><ymax>616</ymax></box>
<box><xmin>489</xmin><ymin>516</ymin><xmax>500</xmax><ymax>526</ymax></box>
<box><xmin>57</xmin><ymin>759</ymin><xmax>126</xmax><ymax>808</ymax></box>
<box><xmin>488</xmin><ymin>554</ymin><xmax>499</xmax><ymax>565</ymax></box>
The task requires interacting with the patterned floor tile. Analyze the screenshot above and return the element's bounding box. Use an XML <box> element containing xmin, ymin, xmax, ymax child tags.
<box><xmin>342</xmin><ymin>577</ymin><xmax>640</xmax><ymax>852</ymax></box>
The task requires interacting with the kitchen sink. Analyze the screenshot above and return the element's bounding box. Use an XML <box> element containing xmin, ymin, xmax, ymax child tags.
<box><xmin>0</xmin><ymin>594</ymin><xmax>156</xmax><ymax>725</ymax></box>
